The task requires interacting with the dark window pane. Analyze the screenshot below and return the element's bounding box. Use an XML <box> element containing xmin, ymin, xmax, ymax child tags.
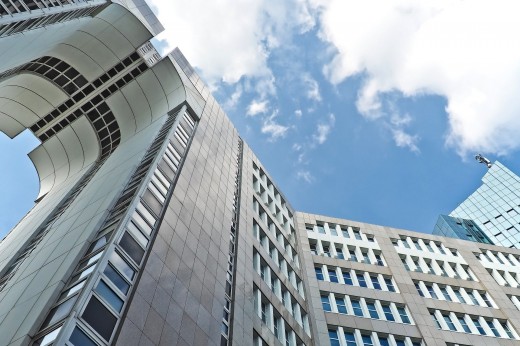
<box><xmin>95</xmin><ymin>280</ymin><xmax>124</xmax><ymax>312</ymax></box>
<box><xmin>103</xmin><ymin>264</ymin><xmax>130</xmax><ymax>295</ymax></box>
<box><xmin>82</xmin><ymin>296</ymin><xmax>117</xmax><ymax>341</ymax></box>
<box><xmin>69</xmin><ymin>327</ymin><xmax>97</xmax><ymax>346</ymax></box>
<box><xmin>119</xmin><ymin>232</ymin><xmax>145</xmax><ymax>264</ymax></box>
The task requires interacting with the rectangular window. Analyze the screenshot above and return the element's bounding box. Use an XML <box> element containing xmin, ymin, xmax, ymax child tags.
<box><xmin>366</xmin><ymin>302</ymin><xmax>379</xmax><ymax>319</ymax></box>
<box><xmin>343</xmin><ymin>271</ymin><xmax>353</xmax><ymax>285</ymax></box>
<box><xmin>415</xmin><ymin>283</ymin><xmax>424</xmax><ymax>297</ymax></box>
<box><xmin>458</xmin><ymin>316</ymin><xmax>471</xmax><ymax>333</ymax></box>
<box><xmin>342</xmin><ymin>229</ymin><xmax>350</xmax><ymax>238</ymax></box>
<box><xmin>317</xmin><ymin>225</ymin><xmax>325</xmax><ymax>234</ymax></box>
<box><xmin>353</xmin><ymin>230</ymin><xmax>362</xmax><ymax>240</ymax></box>
<box><xmin>426</xmin><ymin>285</ymin><xmax>437</xmax><ymax>299</ymax></box>
<box><xmin>361</xmin><ymin>334</ymin><xmax>374</xmax><ymax>346</ymax></box>
<box><xmin>336</xmin><ymin>296</ymin><xmax>347</xmax><ymax>314</ymax></box>
<box><xmin>397</xmin><ymin>306</ymin><xmax>410</xmax><ymax>324</ymax></box>
<box><xmin>486</xmin><ymin>319</ymin><xmax>500</xmax><ymax>337</ymax></box>
<box><xmin>501</xmin><ymin>322</ymin><xmax>514</xmax><ymax>338</ymax></box>
<box><xmin>357</xmin><ymin>274</ymin><xmax>367</xmax><ymax>287</ymax></box>
<box><xmin>382</xmin><ymin>304</ymin><xmax>394</xmax><ymax>321</ymax></box>
<box><xmin>328</xmin><ymin>329</ymin><xmax>340</xmax><ymax>346</ymax></box>
<box><xmin>370</xmin><ymin>276</ymin><xmax>381</xmax><ymax>290</ymax></box>
<box><xmin>384</xmin><ymin>278</ymin><xmax>396</xmax><ymax>292</ymax></box>
<box><xmin>336</xmin><ymin>247</ymin><xmax>344</xmax><ymax>260</ymax></box>
<box><xmin>440</xmin><ymin>286</ymin><xmax>451</xmax><ymax>301</ymax></box>
<box><xmin>328</xmin><ymin>269</ymin><xmax>339</xmax><ymax>283</ymax></box>
<box><xmin>95</xmin><ymin>279</ymin><xmax>124</xmax><ymax>312</ymax></box>
<box><xmin>443</xmin><ymin>314</ymin><xmax>456</xmax><ymax>331</ymax></box>
<box><xmin>321</xmin><ymin>295</ymin><xmax>331</xmax><ymax>312</ymax></box>
<box><xmin>453</xmin><ymin>289</ymin><xmax>465</xmax><ymax>303</ymax></box>
<box><xmin>119</xmin><ymin>232</ymin><xmax>145</xmax><ymax>264</ymax></box>
<box><xmin>82</xmin><ymin>296</ymin><xmax>117</xmax><ymax>341</ymax></box>
<box><xmin>351</xmin><ymin>298</ymin><xmax>364</xmax><ymax>316</ymax></box>
<box><xmin>472</xmin><ymin>318</ymin><xmax>486</xmax><ymax>335</ymax></box>
<box><xmin>344</xmin><ymin>331</ymin><xmax>356</xmax><ymax>346</ymax></box>
<box><xmin>109</xmin><ymin>251</ymin><xmax>135</xmax><ymax>281</ymax></box>
<box><xmin>315</xmin><ymin>267</ymin><xmax>324</xmax><ymax>280</ymax></box>
<box><xmin>69</xmin><ymin>327</ymin><xmax>97</xmax><ymax>346</ymax></box>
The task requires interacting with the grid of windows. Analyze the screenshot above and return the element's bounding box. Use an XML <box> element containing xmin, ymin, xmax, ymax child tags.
<box><xmin>327</xmin><ymin>327</ymin><xmax>422</xmax><ymax>346</ymax></box>
<box><xmin>399</xmin><ymin>254</ymin><xmax>476</xmax><ymax>281</ymax></box>
<box><xmin>430</xmin><ymin>310</ymin><xmax>518</xmax><ymax>339</ymax></box>
<box><xmin>414</xmin><ymin>281</ymin><xmax>495</xmax><ymax>308</ymax></box>
<box><xmin>320</xmin><ymin>292</ymin><xmax>413</xmax><ymax>325</ymax></box>
<box><xmin>253</xmin><ymin>220</ymin><xmax>303</xmax><ymax>295</ymax></box>
<box><xmin>306</xmin><ymin>222</ymin><xmax>376</xmax><ymax>243</ymax></box>
<box><xmin>392</xmin><ymin>236</ymin><xmax>449</xmax><ymax>256</ymax></box>
<box><xmin>253</xmin><ymin>199</ymin><xmax>300</xmax><ymax>269</ymax></box>
<box><xmin>253</xmin><ymin>286</ymin><xmax>307</xmax><ymax>346</ymax></box>
<box><xmin>254</xmin><ymin>251</ymin><xmax>308</xmax><ymax>332</ymax></box>
<box><xmin>308</xmin><ymin>238</ymin><xmax>386</xmax><ymax>266</ymax></box>
<box><xmin>253</xmin><ymin>163</ymin><xmax>296</xmax><ymax>241</ymax></box>
<box><xmin>314</xmin><ymin>264</ymin><xmax>398</xmax><ymax>292</ymax></box>
<box><xmin>0</xmin><ymin>3</ymin><xmax>105</xmax><ymax>37</ymax></box>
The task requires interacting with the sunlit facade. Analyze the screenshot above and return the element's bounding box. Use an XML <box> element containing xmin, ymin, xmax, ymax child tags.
<box><xmin>450</xmin><ymin>161</ymin><xmax>520</xmax><ymax>248</ymax></box>
<box><xmin>1</xmin><ymin>2</ymin><xmax>520</xmax><ymax>346</ymax></box>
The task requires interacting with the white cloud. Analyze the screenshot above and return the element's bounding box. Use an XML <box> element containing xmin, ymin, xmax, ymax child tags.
<box><xmin>302</xmin><ymin>73</ymin><xmax>322</xmax><ymax>102</ymax></box>
<box><xmin>296</xmin><ymin>170</ymin><xmax>314</xmax><ymax>183</ymax></box>
<box><xmin>392</xmin><ymin>128</ymin><xmax>420</xmax><ymax>153</ymax></box>
<box><xmin>292</xmin><ymin>143</ymin><xmax>302</xmax><ymax>151</ymax></box>
<box><xmin>261</xmin><ymin>111</ymin><xmax>289</xmax><ymax>141</ymax></box>
<box><xmin>247</xmin><ymin>99</ymin><xmax>269</xmax><ymax>116</ymax></box>
<box><xmin>149</xmin><ymin>0</ymin><xmax>317</xmax><ymax>91</ymax></box>
<box><xmin>224</xmin><ymin>85</ymin><xmax>243</xmax><ymax>109</ymax></box>
<box><xmin>313</xmin><ymin>113</ymin><xmax>335</xmax><ymax>145</ymax></box>
<box><xmin>294</xmin><ymin>109</ymin><xmax>303</xmax><ymax>117</ymax></box>
<box><xmin>314</xmin><ymin>0</ymin><xmax>520</xmax><ymax>156</ymax></box>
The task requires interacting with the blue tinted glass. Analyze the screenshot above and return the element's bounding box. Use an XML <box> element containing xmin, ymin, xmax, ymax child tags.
<box><xmin>95</xmin><ymin>280</ymin><xmax>123</xmax><ymax>312</ymax></box>
<box><xmin>104</xmin><ymin>264</ymin><xmax>130</xmax><ymax>295</ymax></box>
<box><xmin>69</xmin><ymin>327</ymin><xmax>97</xmax><ymax>346</ymax></box>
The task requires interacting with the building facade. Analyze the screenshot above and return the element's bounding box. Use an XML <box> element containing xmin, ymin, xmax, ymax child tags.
<box><xmin>432</xmin><ymin>215</ymin><xmax>494</xmax><ymax>245</ymax></box>
<box><xmin>449</xmin><ymin>161</ymin><xmax>520</xmax><ymax>248</ymax></box>
<box><xmin>2</xmin><ymin>2</ymin><xmax>520</xmax><ymax>346</ymax></box>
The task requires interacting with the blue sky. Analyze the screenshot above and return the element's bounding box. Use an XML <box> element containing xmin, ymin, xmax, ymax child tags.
<box><xmin>3</xmin><ymin>0</ymin><xmax>520</xmax><ymax>237</ymax></box>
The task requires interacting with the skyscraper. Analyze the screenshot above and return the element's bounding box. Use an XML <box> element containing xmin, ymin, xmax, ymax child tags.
<box><xmin>2</xmin><ymin>2</ymin><xmax>520</xmax><ymax>346</ymax></box>
<box><xmin>449</xmin><ymin>161</ymin><xmax>520</xmax><ymax>248</ymax></box>
<box><xmin>432</xmin><ymin>215</ymin><xmax>494</xmax><ymax>245</ymax></box>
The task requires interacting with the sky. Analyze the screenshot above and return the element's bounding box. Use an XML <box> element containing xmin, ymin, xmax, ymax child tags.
<box><xmin>3</xmin><ymin>0</ymin><xmax>520</xmax><ymax>237</ymax></box>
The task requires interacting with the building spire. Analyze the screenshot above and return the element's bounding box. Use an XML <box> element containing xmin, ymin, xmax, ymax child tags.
<box><xmin>475</xmin><ymin>154</ymin><xmax>492</xmax><ymax>168</ymax></box>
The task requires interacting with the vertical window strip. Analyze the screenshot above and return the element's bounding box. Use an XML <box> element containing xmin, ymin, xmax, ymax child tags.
<box><xmin>32</xmin><ymin>110</ymin><xmax>194</xmax><ymax>345</ymax></box>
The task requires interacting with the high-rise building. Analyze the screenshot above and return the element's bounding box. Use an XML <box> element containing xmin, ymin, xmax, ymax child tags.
<box><xmin>432</xmin><ymin>215</ymin><xmax>494</xmax><ymax>245</ymax></box>
<box><xmin>449</xmin><ymin>161</ymin><xmax>520</xmax><ymax>248</ymax></box>
<box><xmin>2</xmin><ymin>3</ymin><xmax>520</xmax><ymax>346</ymax></box>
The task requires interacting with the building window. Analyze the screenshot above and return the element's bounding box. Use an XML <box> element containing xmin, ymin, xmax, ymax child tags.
<box><xmin>328</xmin><ymin>329</ymin><xmax>340</xmax><ymax>346</ymax></box>
<box><xmin>336</xmin><ymin>296</ymin><xmax>348</xmax><ymax>314</ymax></box>
<box><xmin>343</xmin><ymin>271</ymin><xmax>353</xmax><ymax>285</ymax></box>
<box><xmin>351</xmin><ymin>299</ymin><xmax>364</xmax><ymax>317</ymax></box>
<box><xmin>315</xmin><ymin>267</ymin><xmax>324</xmax><ymax>280</ymax></box>
<box><xmin>366</xmin><ymin>301</ymin><xmax>379</xmax><ymax>319</ymax></box>
<box><xmin>328</xmin><ymin>269</ymin><xmax>339</xmax><ymax>283</ymax></box>
<box><xmin>357</xmin><ymin>274</ymin><xmax>367</xmax><ymax>287</ymax></box>
<box><xmin>321</xmin><ymin>295</ymin><xmax>331</xmax><ymax>312</ymax></box>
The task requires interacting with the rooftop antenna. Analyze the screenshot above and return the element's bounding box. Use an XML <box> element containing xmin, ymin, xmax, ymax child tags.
<box><xmin>475</xmin><ymin>154</ymin><xmax>492</xmax><ymax>168</ymax></box>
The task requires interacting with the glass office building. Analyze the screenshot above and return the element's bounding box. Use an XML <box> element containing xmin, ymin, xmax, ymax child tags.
<box><xmin>450</xmin><ymin>161</ymin><xmax>520</xmax><ymax>248</ymax></box>
<box><xmin>2</xmin><ymin>2</ymin><xmax>520</xmax><ymax>346</ymax></box>
<box><xmin>433</xmin><ymin>215</ymin><xmax>494</xmax><ymax>244</ymax></box>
